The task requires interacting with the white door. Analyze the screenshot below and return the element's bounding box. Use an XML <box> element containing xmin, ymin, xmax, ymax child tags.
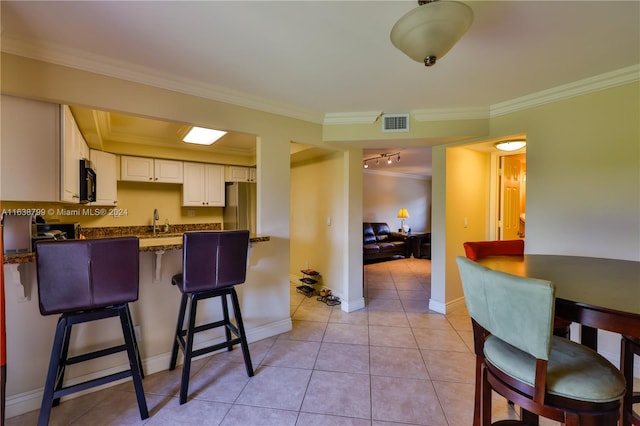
<box><xmin>499</xmin><ymin>154</ymin><xmax>524</xmax><ymax>240</ymax></box>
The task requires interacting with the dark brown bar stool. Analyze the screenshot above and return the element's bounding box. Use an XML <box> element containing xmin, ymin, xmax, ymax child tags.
<box><xmin>169</xmin><ymin>230</ymin><xmax>253</xmax><ymax>404</ymax></box>
<box><xmin>35</xmin><ymin>237</ymin><xmax>148</xmax><ymax>426</ymax></box>
<box><xmin>621</xmin><ymin>335</ymin><xmax>640</xmax><ymax>426</ymax></box>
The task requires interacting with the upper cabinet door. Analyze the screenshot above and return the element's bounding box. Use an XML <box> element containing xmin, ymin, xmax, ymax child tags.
<box><xmin>225</xmin><ymin>165</ymin><xmax>257</xmax><ymax>183</ymax></box>
<box><xmin>90</xmin><ymin>149</ymin><xmax>117</xmax><ymax>206</ymax></box>
<box><xmin>60</xmin><ymin>105</ymin><xmax>88</xmax><ymax>203</ymax></box>
<box><xmin>225</xmin><ymin>165</ymin><xmax>250</xmax><ymax>182</ymax></box>
<box><xmin>182</xmin><ymin>162</ymin><xmax>224</xmax><ymax>206</ymax></box>
<box><xmin>120</xmin><ymin>156</ymin><xmax>183</xmax><ymax>183</ymax></box>
<box><xmin>1</xmin><ymin>95</ymin><xmax>60</xmax><ymax>202</ymax></box>
<box><xmin>182</xmin><ymin>162</ymin><xmax>206</xmax><ymax>206</ymax></box>
<box><xmin>205</xmin><ymin>164</ymin><xmax>225</xmax><ymax>206</ymax></box>
<box><xmin>154</xmin><ymin>159</ymin><xmax>183</xmax><ymax>183</ymax></box>
<box><xmin>121</xmin><ymin>156</ymin><xmax>154</xmax><ymax>182</ymax></box>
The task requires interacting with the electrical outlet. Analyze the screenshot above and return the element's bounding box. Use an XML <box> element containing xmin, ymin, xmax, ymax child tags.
<box><xmin>187</xmin><ymin>209</ymin><xmax>195</xmax><ymax>217</ymax></box>
<box><xmin>134</xmin><ymin>325</ymin><xmax>141</xmax><ymax>341</ymax></box>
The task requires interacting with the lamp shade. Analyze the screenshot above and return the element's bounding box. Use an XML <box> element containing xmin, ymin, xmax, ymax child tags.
<box><xmin>390</xmin><ymin>0</ymin><xmax>474</xmax><ymax>66</ymax></box>
<box><xmin>397</xmin><ymin>208</ymin><xmax>410</xmax><ymax>219</ymax></box>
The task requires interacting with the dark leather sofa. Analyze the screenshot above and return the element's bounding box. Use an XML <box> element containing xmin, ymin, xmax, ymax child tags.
<box><xmin>363</xmin><ymin>222</ymin><xmax>410</xmax><ymax>262</ymax></box>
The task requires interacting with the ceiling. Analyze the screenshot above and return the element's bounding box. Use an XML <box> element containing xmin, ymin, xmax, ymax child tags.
<box><xmin>69</xmin><ymin>106</ymin><xmax>258</xmax><ymax>159</ymax></box>
<box><xmin>2</xmin><ymin>1</ymin><xmax>638</xmax><ymax>176</ymax></box>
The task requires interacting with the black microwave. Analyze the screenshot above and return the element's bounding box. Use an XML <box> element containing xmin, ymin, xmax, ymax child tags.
<box><xmin>79</xmin><ymin>158</ymin><xmax>96</xmax><ymax>203</ymax></box>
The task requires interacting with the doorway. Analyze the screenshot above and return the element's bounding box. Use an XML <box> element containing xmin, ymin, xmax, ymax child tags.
<box><xmin>496</xmin><ymin>153</ymin><xmax>526</xmax><ymax>240</ymax></box>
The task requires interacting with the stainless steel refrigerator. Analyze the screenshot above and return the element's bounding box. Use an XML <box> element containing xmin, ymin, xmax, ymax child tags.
<box><xmin>223</xmin><ymin>182</ymin><xmax>256</xmax><ymax>233</ymax></box>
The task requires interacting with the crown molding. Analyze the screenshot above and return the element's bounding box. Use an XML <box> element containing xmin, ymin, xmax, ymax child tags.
<box><xmin>1</xmin><ymin>34</ymin><xmax>325</xmax><ymax>124</ymax></box>
<box><xmin>323</xmin><ymin>111</ymin><xmax>383</xmax><ymax>125</ymax></box>
<box><xmin>411</xmin><ymin>107</ymin><xmax>489</xmax><ymax>122</ymax></box>
<box><xmin>490</xmin><ymin>64</ymin><xmax>640</xmax><ymax>117</ymax></box>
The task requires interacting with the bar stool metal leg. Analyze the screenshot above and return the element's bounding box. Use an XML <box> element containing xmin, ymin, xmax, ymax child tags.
<box><xmin>229</xmin><ymin>287</ymin><xmax>254</xmax><ymax>377</ymax></box>
<box><xmin>124</xmin><ymin>304</ymin><xmax>145</xmax><ymax>379</ymax></box>
<box><xmin>179</xmin><ymin>294</ymin><xmax>200</xmax><ymax>404</ymax></box>
<box><xmin>38</xmin><ymin>317</ymin><xmax>68</xmax><ymax>426</ymax></box>
<box><xmin>169</xmin><ymin>293</ymin><xmax>189</xmax><ymax>371</ymax></box>
<box><xmin>119</xmin><ymin>306</ymin><xmax>149</xmax><ymax>419</ymax></box>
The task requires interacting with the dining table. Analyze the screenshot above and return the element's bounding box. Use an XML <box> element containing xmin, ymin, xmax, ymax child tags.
<box><xmin>476</xmin><ymin>254</ymin><xmax>640</xmax><ymax>346</ymax></box>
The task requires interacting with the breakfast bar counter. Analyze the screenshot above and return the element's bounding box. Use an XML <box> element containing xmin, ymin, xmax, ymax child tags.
<box><xmin>3</xmin><ymin>223</ymin><xmax>270</xmax><ymax>264</ymax></box>
<box><xmin>2</xmin><ymin>224</ymin><xmax>288</xmax><ymax>420</ymax></box>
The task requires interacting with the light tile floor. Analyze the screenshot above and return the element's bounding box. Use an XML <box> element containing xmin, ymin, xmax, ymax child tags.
<box><xmin>7</xmin><ymin>258</ymin><xmax>563</xmax><ymax>426</ymax></box>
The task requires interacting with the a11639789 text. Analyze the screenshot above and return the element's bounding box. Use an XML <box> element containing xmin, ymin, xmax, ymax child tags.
<box><xmin>2</xmin><ymin>207</ymin><xmax>128</xmax><ymax>218</ymax></box>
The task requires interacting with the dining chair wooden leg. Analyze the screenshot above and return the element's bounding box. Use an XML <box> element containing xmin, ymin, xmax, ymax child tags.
<box><xmin>621</xmin><ymin>335</ymin><xmax>640</xmax><ymax>426</ymax></box>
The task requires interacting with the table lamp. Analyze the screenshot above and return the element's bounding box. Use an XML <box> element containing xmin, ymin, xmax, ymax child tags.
<box><xmin>397</xmin><ymin>208</ymin><xmax>410</xmax><ymax>234</ymax></box>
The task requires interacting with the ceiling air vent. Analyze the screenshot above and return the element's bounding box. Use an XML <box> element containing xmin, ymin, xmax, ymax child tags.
<box><xmin>382</xmin><ymin>114</ymin><xmax>409</xmax><ymax>132</ymax></box>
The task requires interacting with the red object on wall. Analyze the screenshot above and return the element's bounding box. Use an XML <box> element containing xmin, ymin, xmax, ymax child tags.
<box><xmin>462</xmin><ymin>239</ymin><xmax>524</xmax><ymax>260</ymax></box>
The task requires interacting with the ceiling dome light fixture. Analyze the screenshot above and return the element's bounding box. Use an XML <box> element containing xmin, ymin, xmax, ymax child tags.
<box><xmin>495</xmin><ymin>140</ymin><xmax>527</xmax><ymax>152</ymax></box>
<box><xmin>390</xmin><ymin>0</ymin><xmax>474</xmax><ymax>67</ymax></box>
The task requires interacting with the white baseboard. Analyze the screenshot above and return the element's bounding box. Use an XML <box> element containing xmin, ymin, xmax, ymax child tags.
<box><xmin>428</xmin><ymin>296</ymin><xmax>466</xmax><ymax>315</ymax></box>
<box><xmin>5</xmin><ymin>317</ymin><xmax>292</xmax><ymax>419</ymax></box>
<box><xmin>340</xmin><ymin>296</ymin><xmax>365</xmax><ymax>312</ymax></box>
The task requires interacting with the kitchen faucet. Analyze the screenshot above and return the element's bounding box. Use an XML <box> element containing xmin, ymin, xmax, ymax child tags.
<box><xmin>153</xmin><ymin>208</ymin><xmax>159</xmax><ymax>235</ymax></box>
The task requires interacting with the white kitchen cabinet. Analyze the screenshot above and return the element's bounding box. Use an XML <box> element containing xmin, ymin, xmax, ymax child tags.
<box><xmin>154</xmin><ymin>159</ymin><xmax>183</xmax><ymax>183</ymax></box>
<box><xmin>90</xmin><ymin>149</ymin><xmax>117</xmax><ymax>206</ymax></box>
<box><xmin>225</xmin><ymin>165</ymin><xmax>257</xmax><ymax>182</ymax></box>
<box><xmin>1</xmin><ymin>95</ymin><xmax>60</xmax><ymax>202</ymax></box>
<box><xmin>120</xmin><ymin>156</ymin><xmax>183</xmax><ymax>183</ymax></box>
<box><xmin>182</xmin><ymin>162</ymin><xmax>225</xmax><ymax>207</ymax></box>
<box><xmin>120</xmin><ymin>156</ymin><xmax>154</xmax><ymax>182</ymax></box>
<box><xmin>60</xmin><ymin>105</ymin><xmax>89</xmax><ymax>203</ymax></box>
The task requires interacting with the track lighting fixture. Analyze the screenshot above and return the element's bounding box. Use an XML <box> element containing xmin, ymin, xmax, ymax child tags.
<box><xmin>362</xmin><ymin>152</ymin><xmax>402</xmax><ymax>169</ymax></box>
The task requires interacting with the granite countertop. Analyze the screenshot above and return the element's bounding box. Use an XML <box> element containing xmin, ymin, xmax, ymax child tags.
<box><xmin>3</xmin><ymin>224</ymin><xmax>270</xmax><ymax>264</ymax></box>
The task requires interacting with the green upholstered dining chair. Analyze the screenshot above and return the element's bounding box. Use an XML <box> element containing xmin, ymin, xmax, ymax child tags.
<box><xmin>463</xmin><ymin>240</ymin><xmax>571</xmax><ymax>338</ymax></box>
<box><xmin>456</xmin><ymin>256</ymin><xmax>626</xmax><ymax>426</ymax></box>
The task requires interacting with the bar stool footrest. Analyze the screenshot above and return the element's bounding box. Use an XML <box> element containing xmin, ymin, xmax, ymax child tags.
<box><xmin>52</xmin><ymin>370</ymin><xmax>133</xmax><ymax>400</ymax></box>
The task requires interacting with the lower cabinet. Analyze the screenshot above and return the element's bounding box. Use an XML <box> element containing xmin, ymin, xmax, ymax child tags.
<box><xmin>182</xmin><ymin>162</ymin><xmax>225</xmax><ymax>207</ymax></box>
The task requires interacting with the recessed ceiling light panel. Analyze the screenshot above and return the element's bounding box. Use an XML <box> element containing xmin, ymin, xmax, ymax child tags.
<box><xmin>183</xmin><ymin>126</ymin><xmax>227</xmax><ymax>145</ymax></box>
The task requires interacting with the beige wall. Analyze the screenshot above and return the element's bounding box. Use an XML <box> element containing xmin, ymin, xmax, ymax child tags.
<box><xmin>492</xmin><ymin>82</ymin><xmax>640</xmax><ymax>259</ymax></box>
<box><xmin>363</xmin><ymin>172</ymin><xmax>432</xmax><ymax>233</ymax></box>
<box><xmin>443</xmin><ymin>146</ymin><xmax>490</xmax><ymax>305</ymax></box>
<box><xmin>290</xmin><ymin>151</ymin><xmax>345</xmax><ymax>296</ymax></box>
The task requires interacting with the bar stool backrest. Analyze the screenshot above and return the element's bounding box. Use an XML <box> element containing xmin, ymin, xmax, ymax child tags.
<box><xmin>181</xmin><ymin>230</ymin><xmax>250</xmax><ymax>293</ymax></box>
<box><xmin>35</xmin><ymin>237</ymin><xmax>140</xmax><ymax>315</ymax></box>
